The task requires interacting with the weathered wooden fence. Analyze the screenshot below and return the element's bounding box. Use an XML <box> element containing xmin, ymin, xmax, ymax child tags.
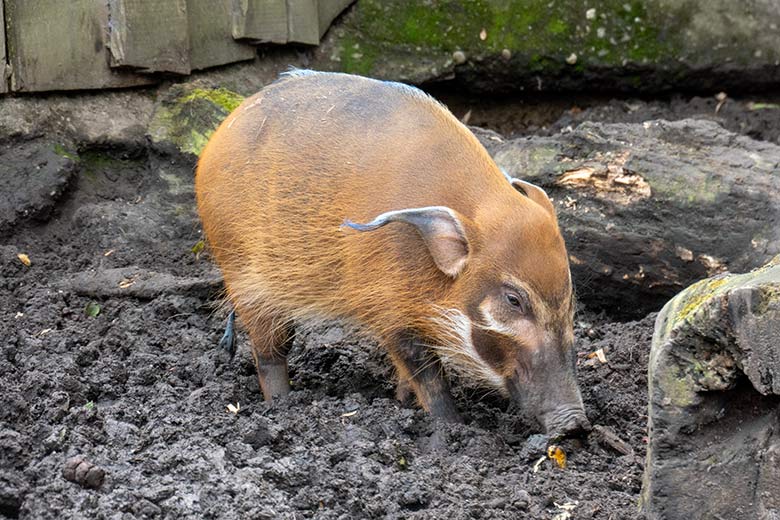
<box><xmin>0</xmin><ymin>0</ymin><xmax>352</xmax><ymax>93</ymax></box>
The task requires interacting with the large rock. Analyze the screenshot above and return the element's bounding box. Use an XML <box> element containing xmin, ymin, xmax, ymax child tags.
<box><xmin>0</xmin><ymin>138</ymin><xmax>78</xmax><ymax>236</ymax></box>
<box><xmin>475</xmin><ymin>119</ymin><xmax>780</xmax><ymax>317</ymax></box>
<box><xmin>641</xmin><ymin>257</ymin><xmax>780</xmax><ymax>519</ymax></box>
<box><xmin>315</xmin><ymin>0</ymin><xmax>780</xmax><ymax>92</ymax></box>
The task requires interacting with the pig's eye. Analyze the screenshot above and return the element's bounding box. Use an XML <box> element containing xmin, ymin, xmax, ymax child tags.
<box><xmin>505</xmin><ymin>292</ymin><xmax>528</xmax><ymax>313</ymax></box>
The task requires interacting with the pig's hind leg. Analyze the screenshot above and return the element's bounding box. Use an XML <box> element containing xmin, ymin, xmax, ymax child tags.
<box><xmin>386</xmin><ymin>331</ymin><xmax>461</xmax><ymax>423</ymax></box>
<box><xmin>241</xmin><ymin>309</ymin><xmax>294</xmax><ymax>401</ymax></box>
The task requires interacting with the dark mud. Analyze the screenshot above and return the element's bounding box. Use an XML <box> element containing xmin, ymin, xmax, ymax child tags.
<box><xmin>7</xmin><ymin>79</ymin><xmax>780</xmax><ymax>517</ymax></box>
<box><xmin>0</xmin><ymin>134</ymin><xmax>656</xmax><ymax>519</ymax></box>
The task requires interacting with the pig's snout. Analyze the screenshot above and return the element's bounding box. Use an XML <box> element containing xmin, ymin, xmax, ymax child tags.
<box><xmin>540</xmin><ymin>406</ymin><xmax>591</xmax><ymax>438</ymax></box>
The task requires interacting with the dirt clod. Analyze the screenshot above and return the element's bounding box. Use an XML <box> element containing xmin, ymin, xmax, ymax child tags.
<box><xmin>62</xmin><ymin>456</ymin><xmax>105</xmax><ymax>489</ymax></box>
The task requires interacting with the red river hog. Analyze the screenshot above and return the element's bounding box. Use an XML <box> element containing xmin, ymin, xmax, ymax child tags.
<box><xmin>195</xmin><ymin>70</ymin><xmax>590</xmax><ymax>436</ymax></box>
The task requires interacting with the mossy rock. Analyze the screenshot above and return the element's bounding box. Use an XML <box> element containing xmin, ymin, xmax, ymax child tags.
<box><xmin>642</xmin><ymin>256</ymin><xmax>780</xmax><ymax>519</ymax></box>
<box><xmin>650</xmin><ymin>258</ymin><xmax>780</xmax><ymax>410</ymax></box>
<box><xmin>316</xmin><ymin>0</ymin><xmax>780</xmax><ymax>92</ymax></box>
<box><xmin>655</xmin><ymin>255</ymin><xmax>780</xmax><ymax>344</ymax></box>
<box><xmin>148</xmin><ymin>83</ymin><xmax>245</xmax><ymax>156</ymax></box>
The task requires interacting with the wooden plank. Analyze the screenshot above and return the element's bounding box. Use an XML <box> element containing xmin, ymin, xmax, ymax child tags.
<box><xmin>5</xmin><ymin>0</ymin><xmax>153</xmax><ymax>92</ymax></box>
<box><xmin>0</xmin><ymin>0</ymin><xmax>7</xmax><ymax>93</ymax></box>
<box><xmin>108</xmin><ymin>0</ymin><xmax>191</xmax><ymax>74</ymax></box>
<box><xmin>317</xmin><ymin>0</ymin><xmax>353</xmax><ymax>38</ymax></box>
<box><xmin>286</xmin><ymin>0</ymin><xmax>320</xmax><ymax>45</ymax></box>
<box><xmin>187</xmin><ymin>0</ymin><xmax>255</xmax><ymax>70</ymax></box>
<box><xmin>231</xmin><ymin>0</ymin><xmax>288</xmax><ymax>44</ymax></box>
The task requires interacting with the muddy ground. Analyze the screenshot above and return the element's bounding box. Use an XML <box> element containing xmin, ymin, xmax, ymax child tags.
<box><xmin>1</xmin><ymin>91</ymin><xmax>779</xmax><ymax>519</ymax></box>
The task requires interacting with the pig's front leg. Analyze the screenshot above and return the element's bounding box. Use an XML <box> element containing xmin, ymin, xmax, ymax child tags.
<box><xmin>386</xmin><ymin>331</ymin><xmax>461</xmax><ymax>423</ymax></box>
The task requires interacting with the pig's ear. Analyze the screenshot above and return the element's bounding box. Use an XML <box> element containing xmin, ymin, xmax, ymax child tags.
<box><xmin>343</xmin><ymin>206</ymin><xmax>469</xmax><ymax>277</ymax></box>
<box><xmin>510</xmin><ymin>178</ymin><xmax>556</xmax><ymax>218</ymax></box>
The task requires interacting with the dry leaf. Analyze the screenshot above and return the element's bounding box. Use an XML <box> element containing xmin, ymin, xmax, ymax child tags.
<box><xmin>17</xmin><ymin>253</ymin><xmax>31</xmax><ymax>266</ymax></box>
<box><xmin>226</xmin><ymin>402</ymin><xmax>240</xmax><ymax>414</ymax></box>
<box><xmin>715</xmin><ymin>92</ymin><xmax>728</xmax><ymax>114</ymax></box>
<box><xmin>547</xmin><ymin>445</ymin><xmax>567</xmax><ymax>469</ymax></box>
<box><xmin>587</xmin><ymin>348</ymin><xmax>608</xmax><ymax>364</ymax></box>
<box><xmin>118</xmin><ymin>276</ymin><xmax>136</xmax><ymax>289</ymax></box>
<box><xmin>552</xmin><ymin>501</ymin><xmax>578</xmax><ymax>520</ymax></box>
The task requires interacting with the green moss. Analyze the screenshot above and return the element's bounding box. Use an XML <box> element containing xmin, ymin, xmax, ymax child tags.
<box><xmin>547</xmin><ymin>19</ymin><xmax>568</xmax><ymax>36</ymax></box>
<box><xmin>334</xmin><ymin>0</ymin><xmax>693</xmax><ymax>78</ymax></box>
<box><xmin>78</xmin><ymin>151</ymin><xmax>139</xmax><ymax>181</ymax></box>
<box><xmin>756</xmin><ymin>283</ymin><xmax>780</xmax><ymax>315</ymax></box>
<box><xmin>659</xmin><ymin>364</ymin><xmax>696</xmax><ymax>407</ymax></box>
<box><xmin>748</xmin><ymin>102</ymin><xmax>780</xmax><ymax>111</ymax></box>
<box><xmin>647</xmin><ymin>171</ymin><xmax>724</xmax><ymax>205</ymax></box>
<box><xmin>180</xmin><ymin>88</ymin><xmax>244</xmax><ymax>113</ymax></box>
<box><xmin>675</xmin><ymin>277</ymin><xmax>728</xmax><ymax>322</ymax></box>
<box><xmin>340</xmin><ymin>35</ymin><xmax>378</xmax><ymax>76</ymax></box>
<box><xmin>53</xmin><ymin>144</ymin><xmax>79</xmax><ymax>162</ymax></box>
<box><xmin>149</xmin><ymin>86</ymin><xmax>245</xmax><ymax>156</ymax></box>
<box><xmin>663</xmin><ymin>259</ymin><xmax>780</xmax><ymax>333</ymax></box>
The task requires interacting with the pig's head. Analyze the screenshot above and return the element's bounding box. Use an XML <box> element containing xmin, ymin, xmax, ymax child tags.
<box><xmin>343</xmin><ymin>177</ymin><xmax>589</xmax><ymax>437</ymax></box>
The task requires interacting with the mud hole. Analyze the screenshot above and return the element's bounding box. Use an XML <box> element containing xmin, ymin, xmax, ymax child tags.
<box><xmin>3</xmin><ymin>93</ymin><xmax>778</xmax><ymax>520</ymax></box>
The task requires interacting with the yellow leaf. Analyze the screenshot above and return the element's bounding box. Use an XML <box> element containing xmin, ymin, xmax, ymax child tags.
<box><xmin>17</xmin><ymin>253</ymin><xmax>31</xmax><ymax>266</ymax></box>
<box><xmin>547</xmin><ymin>445</ymin><xmax>567</xmax><ymax>469</ymax></box>
<box><xmin>191</xmin><ymin>240</ymin><xmax>205</xmax><ymax>256</ymax></box>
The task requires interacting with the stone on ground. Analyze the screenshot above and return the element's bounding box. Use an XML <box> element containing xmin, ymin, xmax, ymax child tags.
<box><xmin>641</xmin><ymin>257</ymin><xmax>780</xmax><ymax>519</ymax></box>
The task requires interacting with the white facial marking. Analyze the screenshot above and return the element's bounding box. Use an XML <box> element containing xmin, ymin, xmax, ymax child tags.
<box><xmin>478</xmin><ymin>302</ymin><xmax>515</xmax><ymax>337</ymax></box>
<box><xmin>428</xmin><ymin>307</ymin><xmax>505</xmax><ymax>389</ymax></box>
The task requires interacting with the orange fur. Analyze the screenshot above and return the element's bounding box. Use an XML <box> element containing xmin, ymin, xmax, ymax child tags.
<box><xmin>195</xmin><ymin>70</ymin><xmax>572</xmax><ymax>398</ymax></box>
